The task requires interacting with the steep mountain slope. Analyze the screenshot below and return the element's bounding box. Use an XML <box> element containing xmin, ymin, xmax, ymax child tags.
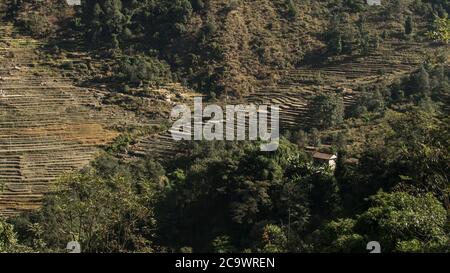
<box><xmin>201</xmin><ymin>0</ymin><xmax>325</xmax><ymax>95</ymax></box>
<box><xmin>134</xmin><ymin>1</ymin><xmax>447</xmax><ymax>151</ymax></box>
<box><xmin>0</xmin><ymin>0</ymin><xmax>448</xmax><ymax>215</ymax></box>
<box><xmin>0</xmin><ymin>24</ymin><xmax>144</xmax><ymax>216</ymax></box>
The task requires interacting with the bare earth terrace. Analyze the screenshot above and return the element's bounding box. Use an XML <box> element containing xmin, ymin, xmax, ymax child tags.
<box><xmin>0</xmin><ymin>25</ymin><xmax>141</xmax><ymax>216</ymax></box>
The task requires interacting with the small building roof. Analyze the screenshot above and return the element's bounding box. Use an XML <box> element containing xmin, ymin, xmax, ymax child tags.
<box><xmin>367</xmin><ymin>0</ymin><xmax>381</xmax><ymax>6</ymax></box>
<box><xmin>345</xmin><ymin>158</ymin><xmax>359</xmax><ymax>165</ymax></box>
<box><xmin>313</xmin><ymin>152</ymin><xmax>337</xmax><ymax>161</ymax></box>
<box><xmin>66</xmin><ymin>0</ymin><xmax>81</xmax><ymax>5</ymax></box>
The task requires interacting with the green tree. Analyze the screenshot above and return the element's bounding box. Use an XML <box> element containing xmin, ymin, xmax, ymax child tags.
<box><xmin>326</xmin><ymin>14</ymin><xmax>344</xmax><ymax>55</ymax></box>
<box><xmin>211</xmin><ymin>235</ymin><xmax>236</xmax><ymax>253</ymax></box>
<box><xmin>0</xmin><ymin>218</ymin><xmax>30</xmax><ymax>253</ymax></box>
<box><xmin>405</xmin><ymin>15</ymin><xmax>414</xmax><ymax>35</ymax></box>
<box><xmin>411</xmin><ymin>65</ymin><xmax>431</xmax><ymax>97</ymax></box>
<box><xmin>0</xmin><ymin>219</ymin><xmax>18</xmax><ymax>252</ymax></box>
<box><xmin>309</xmin><ymin>128</ymin><xmax>322</xmax><ymax>147</ymax></box>
<box><xmin>191</xmin><ymin>0</ymin><xmax>205</xmax><ymax>11</ymax></box>
<box><xmin>286</xmin><ymin>0</ymin><xmax>299</xmax><ymax>18</ymax></box>
<box><xmin>260</xmin><ymin>224</ymin><xmax>287</xmax><ymax>253</ymax></box>
<box><xmin>318</xmin><ymin>218</ymin><xmax>365</xmax><ymax>252</ymax></box>
<box><xmin>358</xmin><ymin>109</ymin><xmax>449</xmax><ymax>201</ymax></box>
<box><xmin>318</xmin><ymin>192</ymin><xmax>449</xmax><ymax>252</ymax></box>
<box><xmin>311</xmin><ymin>93</ymin><xmax>345</xmax><ymax>129</ymax></box>
<box><xmin>14</xmin><ymin>170</ymin><xmax>157</xmax><ymax>253</ymax></box>
<box><xmin>427</xmin><ymin>15</ymin><xmax>450</xmax><ymax>44</ymax></box>
<box><xmin>117</xmin><ymin>54</ymin><xmax>172</xmax><ymax>86</ymax></box>
<box><xmin>356</xmin><ymin>192</ymin><xmax>449</xmax><ymax>252</ymax></box>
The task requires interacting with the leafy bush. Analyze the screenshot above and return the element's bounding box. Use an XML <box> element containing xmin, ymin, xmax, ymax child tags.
<box><xmin>286</xmin><ymin>0</ymin><xmax>299</xmax><ymax>18</ymax></box>
<box><xmin>311</xmin><ymin>92</ymin><xmax>345</xmax><ymax>129</ymax></box>
<box><xmin>116</xmin><ymin>55</ymin><xmax>172</xmax><ymax>86</ymax></box>
<box><xmin>10</xmin><ymin>169</ymin><xmax>156</xmax><ymax>253</ymax></box>
<box><xmin>356</xmin><ymin>192</ymin><xmax>449</xmax><ymax>252</ymax></box>
<box><xmin>22</xmin><ymin>12</ymin><xmax>52</xmax><ymax>38</ymax></box>
<box><xmin>427</xmin><ymin>15</ymin><xmax>450</xmax><ymax>43</ymax></box>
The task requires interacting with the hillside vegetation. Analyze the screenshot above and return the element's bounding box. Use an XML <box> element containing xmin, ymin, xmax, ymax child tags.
<box><xmin>0</xmin><ymin>0</ymin><xmax>448</xmax><ymax>253</ymax></box>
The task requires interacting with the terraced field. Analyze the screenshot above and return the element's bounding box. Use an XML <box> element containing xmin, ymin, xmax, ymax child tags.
<box><xmin>243</xmin><ymin>40</ymin><xmax>433</xmax><ymax>129</ymax></box>
<box><xmin>0</xmin><ymin>25</ymin><xmax>143</xmax><ymax>216</ymax></box>
<box><xmin>0</xmin><ymin>9</ymin><xmax>443</xmax><ymax>216</ymax></box>
<box><xmin>129</xmin><ymin>40</ymin><xmax>438</xmax><ymax>158</ymax></box>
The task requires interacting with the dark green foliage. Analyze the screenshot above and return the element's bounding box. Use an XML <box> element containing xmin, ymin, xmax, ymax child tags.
<box><xmin>311</xmin><ymin>93</ymin><xmax>345</xmax><ymax>129</ymax></box>
<box><xmin>154</xmin><ymin>140</ymin><xmax>341</xmax><ymax>252</ymax></box>
<box><xmin>82</xmin><ymin>0</ymin><xmax>126</xmax><ymax>48</ymax></box>
<box><xmin>22</xmin><ymin>12</ymin><xmax>52</xmax><ymax>37</ymax></box>
<box><xmin>11</xmin><ymin>172</ymin><xmax>155</xmax><ymax>252</ymax></box>
<box><xmin>320</xmin><ymin>192</ymin><xmax>449</xmax><ymax>252</ymax></box>
<box><xmin>353</xmin><ymin>109</ymin><xmax>449</xmax><ymax>205</ymax></box>
<box><xmin>78</xmin><ymin>0</ymin><xmax>224</xmax><ymax>94</ymax></box>
<box><xmin>81</xmin><ymin>0</ymin><xmax>193</xmax><ymax>49</ymax></box>
<box><xmin>259</xmin><ymin>224</ymin><xmax>287</xmax><ymax>253</ymax></box>
<box><xmin>211</xmin><ymin>235</ymin><xmax>236</xmax><ymax>253</ymax></box>
<box><xmin>343</xmin><ymin>0</ymin><xmax>366</xmax><ymax>12</ymax></box>
<box><xmin>390</xmin><ymin>65</ymin><xmax>447</xmax><ymax>103</ymax></box>
<box><xmin>0</xmin><ymin>218</ymin><xmax>27</xmax><ymax>252</ymax></box>
<box><xmin>2</xmin><ymin>0</ymin><xmax>21</xmax><ymax>20</ymax></box>
<box><xmin>326</xmin><ymin>14</ymin><xmax>344</xmax><ymax>55</ymax></box>
<box><xmin>10</xmin><ymin>155</ymin><xmax>164</xmax><ymax>253</ymax></box>
<box><xmin>405</xmin><ymin>15</ymin><xmax>414</xmax><ymax>35</ymax></box>
<box><xmin>286</xmin><ymin>0</ymin><xmax>299</xmax><ymax>18</ymax></box>
<box><xmin>190</xmin><ymin>0</ymin><xmax>205</xmax><ymax>11</ymax></box>
<box><xmin>325</xmin><ymin>12</ymin><xmax>379</xmax><ymax>56</ymax></box>
<box><xmin>357</xmin><ymin>192</ymin><xmax>448</xmax><ymax>252</ymax></box>
<box><xmin>349</xmin><ymin>88</ymin><xmax>385</xmax><ymax>117</ymax></box>
<box><xmin>116</xmin><ymin>54</ymin><xmax>172</xmax><ymax>86</ymax></box>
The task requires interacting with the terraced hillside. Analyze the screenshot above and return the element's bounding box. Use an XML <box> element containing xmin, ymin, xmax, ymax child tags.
<box><xmin>130</xmin><ymin>39</ymin><xmax>441</xmax><ymax>157</ymax></box>
<box><xmin>127</xmin><ymin>1</ymin><xmax>447</xmax><ymax>156</ymax></box>
<box><xmin>0</xmin><ymin>0</ymin><xmax>447</xmax><ymax>215</ymax></box>
<box><xmin>243</xmin><ymin>40</ymin><xmax>436</xmax><ymax>129</ymax></box>
<box><xmin>0</xmin><ymin>24</ymin><xmax>144</xmax><ymax>216</ymax></box>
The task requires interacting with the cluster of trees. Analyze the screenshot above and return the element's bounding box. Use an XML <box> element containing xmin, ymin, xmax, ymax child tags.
<box><xmin>79</xmin><ymin>0</ymin><xmax>223</xmax><ymax>93</ymax></box>
<box><xmin>2</xmin><ymin>107</ymin><xmax>447</xmax><ymax>253</ymax></box>
<box><xmin>324</xmin><ymin>0</ymin><xmax>450</xmax><ymax>56</ymax></box>
<box><xmin>326</xmin><ymin>13</ymin><xmax>380</xmax><ymax>56</ymax></box>
<box><xmin>0</xmin><ymin>219</ymin><xmax>21</xmax><ymax>252</ymax></box>
<box><xmin>319</xmin><ymin>192</ymin><xmax>449</xmax><ymax>252</ymax></box>
<box><xmin>6</xmin><ymin>156</ymin><xmax>161</xmax><ymax>253</ymax></box>
<box><xmin>306</xmin><ymin>63</ymin><xmax>445</xmax><ymax>130</ymax></box>
<box><xmin>1</xmin><ymin>0</ymin><xmax>216</xmax><ymax>92</ymax></box>
<box><xmin>345</xmin><ymin>62</ymin><xmax>449</xmax><ymax>119</ymax></box>
<box><xmin>389</xmin><ymin>63</ymin><xmax>449</xmax><ymax>104</ymax></box>
<box><xmin>3</xmin><ymin>90</ymin><xmax>449</xmax><ymax>252</ymax></box>
<box><xmin>2</xmin><ymin>0</ymin><xmax>70</xmax><ymax>37</ymax></box>
<box><xmin>81</xmin><ymin>0</ymin><xmax>195</xmax><ymax>49</ymax></box>
<box><xmin>311</xmin><ymin>92</ymin><xmax>345</xmax><ymax>129</ymax></box>
<box><xmin>115</xmin><ymin>54</ymin><xmax>172</xmax><ymax>87</ymax></box>
<box><xmin>427</xmin><ymin>15</ymin><xmax>450</xmax><ymax>43</ymax></box>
